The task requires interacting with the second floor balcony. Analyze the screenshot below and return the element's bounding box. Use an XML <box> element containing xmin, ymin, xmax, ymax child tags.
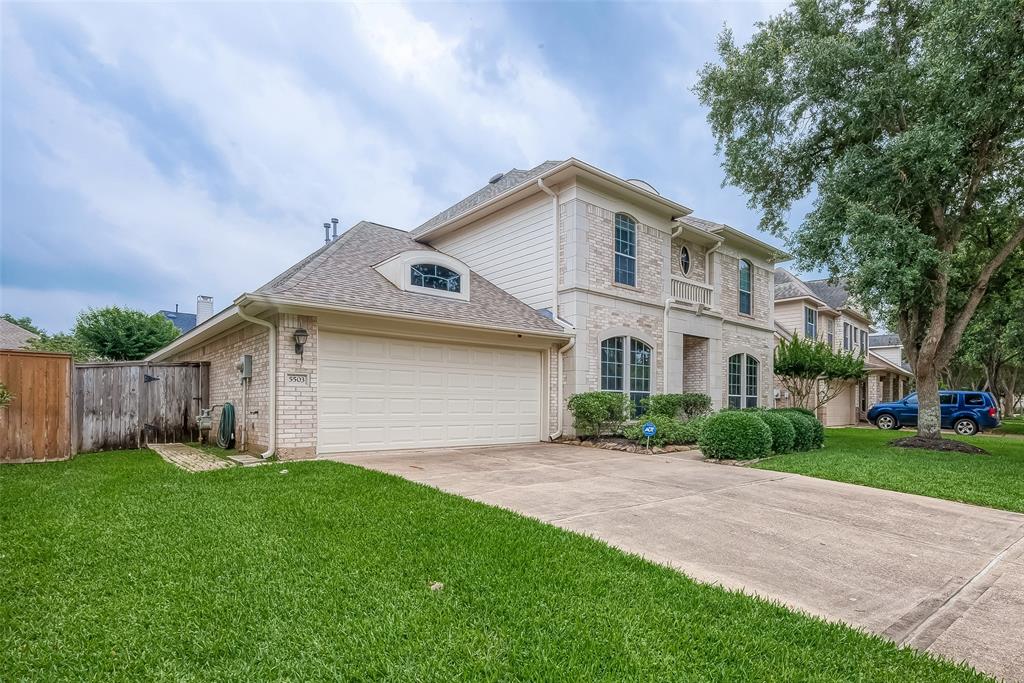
<box><xmin>671</xmin><ymin>276</ymin><xmax>714</xmax><ymax>308</ymax></box>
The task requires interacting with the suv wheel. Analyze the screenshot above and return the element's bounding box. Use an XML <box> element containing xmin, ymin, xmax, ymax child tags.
<box><xmin>954</xmin><ymin>418</ymin><xmax>978</xmax><ymax>436</ymax></box>
<box><xmin>876</xmin><ymin>414</ymin><xmax>898</xmax><ymax>430</ymax></box>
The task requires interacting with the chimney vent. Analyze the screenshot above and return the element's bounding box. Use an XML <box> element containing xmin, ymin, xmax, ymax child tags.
<box><xmin>331</xmin><ymin>217</ymin><xmax>339</xmax><ymax>240</ymax></box>
<box><xmin>323</xmin><ymin>222</ymin><xmax>331</xmax><ymax>245</ymax></box>
<box><xmin>196</xmin><ymin>296</ymin><xmax>214</xmax><ymax>325</ymax></box>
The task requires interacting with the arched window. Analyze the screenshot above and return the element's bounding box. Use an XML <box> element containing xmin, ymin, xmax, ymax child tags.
<box><xmin>614</xmin><ymin>213</ymin><xmax>637</xmax><ymax>286</ymax></box>
<box><xmin>738</xmin><ymin>259</ymin><xmax>752</xmax><ymax>315</ymax></box>
<box><xmin>601</xmin><ymin>335</ymin><xmax>653</xmax><ymax>413</ymax></box>
<box><xmin>680</xmin><ymin>246</ymin><xmax>691</xmax><ymax>275</ymax></box>
<box><xmin>410</xmin><ymin>263</ymin><xmax>461</xmax><ymax>292</ymax></box>
<box><xmin>728</xmin><ymin>353</ymin><xmax>759</xmax><ymax>408</ymax></box>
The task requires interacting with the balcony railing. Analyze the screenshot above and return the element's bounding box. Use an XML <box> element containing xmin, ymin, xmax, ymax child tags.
<box><xmin>671</xmin><ymin>276</ymin><xmax>714</xmax><ymax>307</ymax></box>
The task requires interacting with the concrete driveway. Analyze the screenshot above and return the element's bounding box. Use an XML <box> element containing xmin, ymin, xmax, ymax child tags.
<box><xmin>324</xmin><ymin>443</ymin><xmax>1024</xmax><ymax>681</ymax></box>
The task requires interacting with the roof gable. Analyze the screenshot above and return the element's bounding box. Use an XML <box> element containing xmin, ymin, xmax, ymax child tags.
<box><xmin>256</xmin><ymin>221</ymin><xmax>564</xmax><ymax>334</ymax></box>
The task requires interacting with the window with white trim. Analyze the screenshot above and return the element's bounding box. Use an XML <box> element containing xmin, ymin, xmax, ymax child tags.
<box><xmin>827</xmin><ymin>318</ymin><xmax>835</xmax><ymax>347</ymax></box>
<box><xmin>614</xmin><ymin>214</ymin><xmax>637</xmax><ymax>286</ymax></box>
<box><xmin>601</xmin><ymin>335</ymin><xmax>653</xmax><ymax>413</ymax></box>
<box><xmin>804</xmin><ymin>306</ymin><xmax>818</xmax><ymax>339</ymax></box>
<box><xmin>728</xmin><ymin>353</ymin><xmax>759</xmax><ymax>409</ymax></box>
<box><xmin>738</xmin><ymin>259</ymin><xmax>752</xmax><ymax>315</ymax></box>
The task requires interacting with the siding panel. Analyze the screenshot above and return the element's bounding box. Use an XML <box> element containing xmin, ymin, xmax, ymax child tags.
<box><xmin>430</xmin><ymin>195</ymin><xmax>554</xmax><ymax>309</ymax></box>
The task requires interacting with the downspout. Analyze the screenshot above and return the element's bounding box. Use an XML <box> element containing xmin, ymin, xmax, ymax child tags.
<box><xmin>548</xmin><ymin>336</ymin><xmax>576</xmax><ymax>441</ymax></box>
<box><xmin>539</xmin><ymin>177</ymin><xmax>576</xmax><ymax>440</ymax></box>
<box><xmin>537</xmin><ymin>178</ymin><xmax>560</xmax><ymax>320</ymax></box>
<box><xmin>236</xmin><ymin>304</ymin><xmax>277</xmax><ymax>459</ymax></box>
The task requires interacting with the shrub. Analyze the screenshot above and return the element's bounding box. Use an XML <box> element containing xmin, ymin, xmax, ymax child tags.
<box><xmin>773</xmin><ymin>410</ymin><xmax>815</xmax><ymax>451</ymax></box>
<box><xmin>756</xmin><ymin>411</ymin><xmax>796</xmax><ymax>454</ymax></box>
<box><xmin>677</xmin><ymin>415</ymin><xmax>709</xmax><ymax>444</ymax></box>
<box><xmin>0</xmin><ymin>382</ymin><xmax>11</xmax><ymax>409</ymax></box>
<box><xmin>641</xmin><ymin>393</ymin><xmax>713</xmax><ymax>419</ymax></box>
<box><xmin>567</xmin><ymin>392</ymin><xmax>631</xmax><ymax>437</ymax></box>
<box><xmin>623</xmin><ymin>415</ymin><xmax>687</xmax><ymax>447</ymax></box>
<box><xmin>697</xmin><ymin>411</ymin><xmax>772</xmax><ymax>460</ymax></box>
<box><xmin>772</xmin><ymin>409</ymin><xmax>825</xmax><ymax>450</ymax></box>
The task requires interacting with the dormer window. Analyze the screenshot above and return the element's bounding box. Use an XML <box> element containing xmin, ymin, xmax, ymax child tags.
<box><xmin>411</xmin><ymin>263</ymin><xmax>461</xmax><ymax>293</ymax></box>
<box><xmin>373</xmin><ymin>250</ymin><xmax>471</xmax><ymax>301</ymax></box>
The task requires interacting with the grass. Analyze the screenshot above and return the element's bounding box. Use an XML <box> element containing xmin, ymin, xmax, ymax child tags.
<box><xmin>756</xmin><ymin>427</ymin><xmax>1024</xmax><ymax>513</ymax></box>
<box><xmin>993</xmin><ymin>417</ymin><xmax>1024</xmax><ymax>436</ymax></box>
<box><xmin>1</xmin><ymin>450</ymin><xmax>987</xmax><ymax>682</ymax></box>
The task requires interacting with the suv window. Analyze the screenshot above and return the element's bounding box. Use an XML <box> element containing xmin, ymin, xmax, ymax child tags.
<box><xmin>939</xmin><ymin>393</ymin><xmax>957</xmax><ymax>405</ymax></box>
<box><xmin>964</xmin><ymin>393</ymin><xmax>986</xmax><ymax>406</ymax></box>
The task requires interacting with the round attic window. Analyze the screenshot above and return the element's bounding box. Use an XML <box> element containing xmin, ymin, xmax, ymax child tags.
<box><xmin>680</xmin><ymin>246</ymin><xmax>691</xmax><ymax>275</ymax></box>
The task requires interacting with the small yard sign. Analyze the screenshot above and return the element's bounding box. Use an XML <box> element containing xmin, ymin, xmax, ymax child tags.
<box><xmin>642</xmin><ymin>421</ymin><xmax>657</xmax><ymax>437</ymax></box>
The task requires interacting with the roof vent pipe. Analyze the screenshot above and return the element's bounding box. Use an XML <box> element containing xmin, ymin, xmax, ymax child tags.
<box><xmin>323</xmin><ymin>222</ymin><xmax>331</xmax><ymax>245</ymax></box>
<box><xmin>331</xmin><ymin>217</ymin><xmax>339</xmax><ymax>240</ymax></box>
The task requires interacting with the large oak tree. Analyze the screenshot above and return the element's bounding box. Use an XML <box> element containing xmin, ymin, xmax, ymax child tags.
<box><xmin>695</xmin><ymin>0</ymin><xmax>1024</xmax><ymax>439</ymax></box>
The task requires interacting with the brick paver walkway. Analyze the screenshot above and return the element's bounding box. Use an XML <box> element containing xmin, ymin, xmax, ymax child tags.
<box><xmin>149</xmin><ymin>443</ymin><xmax>234</xmax><ymax>473</ymax></box>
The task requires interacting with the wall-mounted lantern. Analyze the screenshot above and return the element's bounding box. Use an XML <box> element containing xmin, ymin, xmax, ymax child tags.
<box><xmin>293</xmin><ymin>328</ymin><xmax>309</xmax><ymax>355</ymax></box>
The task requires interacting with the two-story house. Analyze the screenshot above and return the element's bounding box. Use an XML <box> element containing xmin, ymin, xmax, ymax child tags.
<box><xmin>773</xmin><ymin>269</ymin><xmax>912</xmax><ymax>426</ymax></box>
<box><xmin>150</xmin><ymin>158</ymin><xmax>787</xmax><ymax>457</ymax></box>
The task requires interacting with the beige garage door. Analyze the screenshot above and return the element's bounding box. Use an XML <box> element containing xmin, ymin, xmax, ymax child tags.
<box><xmin>828</xmin><ymin>384</ymin><xmax>855</xmax><ymax>426</ymax></box>
<box><xmin>318</xmin><ymin>331</ymin><xmax>542</xmax><ymax>453</ymax></box>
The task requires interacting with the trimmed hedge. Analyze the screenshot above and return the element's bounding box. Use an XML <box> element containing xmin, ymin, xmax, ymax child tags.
<box><xmin>642</xmin><ymin>393</ymin><xmax>713</xmax><ymax>420</ymax></box>
<box><xmin>772</xmin><ymin>410</ymin><xmax>816</xmax><ymax>451</ymax></box>
<box><xmin>757</xmin><ymin>411</ymin><xmax>796</xmax><ymax>454</ymax></box>
<box><xmin>678</xmin><ymin>415</ymin><xmax>709</xmax><ymax>444</ymax></box>
<box><xmin>698</xmin><ymin>411</ymin><xmax>772</xmax><ymax>460</ymax></box>
<box><xmin>567</xmin><ymin>392</ymin><xmax>631</xmax><ymax>437</ymax></box>
<box><xmin>623</xmin><ymin>415</ymin><xmax>685</xmax><ymax>446</ymax></box>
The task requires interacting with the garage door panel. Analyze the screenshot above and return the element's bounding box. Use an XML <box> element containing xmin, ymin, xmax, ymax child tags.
<box><xmin>318</xmin><ymin>332</ymin><xmax>542</xmax><ymax>453</ymax></box>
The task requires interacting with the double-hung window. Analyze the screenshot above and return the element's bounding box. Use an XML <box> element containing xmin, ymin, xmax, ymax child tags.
<box><xmin>614</xmin><ymin>214</ymin><xmax>637</xmax><ymax>286</ymax></box>
<box><xmin>601</xmin><ymin>335</ymin><xmax>652</xmax><ymax>413</ymax></box>
<box><xmin>859</xmin><ymin>330</ymin><xmax>867</xmax><ymax>356</ymax></box>
<box><xmin>804</xmin><ymin>306</ymin><xmax>818</xmax><ymax>339</ymax></box>
<box><xmin>827</xmin><ymin>318</ymin><xmax>835</xmax><ymax>347</ymax></box>
<box><xmin>843</xmin><ymin>322</ymin><xmax>852</xmax><ymax>351</ymax></box>
<box><xmin>738</xmin><ymin>260</ymin><xmax>752</xmax><ymax>315</ymax></box>
<box><xmin>727</xmin><ymin>353</ymin><xmax>759</xmax><ymax>409</ymax></box>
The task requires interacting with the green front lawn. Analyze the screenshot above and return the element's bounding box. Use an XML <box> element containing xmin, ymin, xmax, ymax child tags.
<box><xmin>994</xmin><ymin>417</ymin><xmax>1024</xmax><ymax>436</ymax></box>
<box><xmin>756</xmin><ymin>428</ymin><xmax>1024</xmax><ymax>512</ymax></box>
<box><xmin>1</xmin><ymin>450</ymin><xmax>985</xmax><ymax>681</ymax></box>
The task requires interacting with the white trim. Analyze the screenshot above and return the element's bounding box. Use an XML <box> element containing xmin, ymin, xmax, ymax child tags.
<box><xmin>373</xmin><ymin>250</ymin><xmax>471</xmax><ymax>301</ymax></box>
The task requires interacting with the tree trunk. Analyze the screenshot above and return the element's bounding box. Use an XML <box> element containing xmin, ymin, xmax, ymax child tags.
<box><xmin>916</xmin><ymin>368</ymin><xmax>942</xmax><ymax>439</ymax></box>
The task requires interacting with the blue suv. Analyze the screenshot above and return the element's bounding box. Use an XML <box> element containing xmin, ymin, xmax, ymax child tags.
<box><xmin>867</xmin><ymin>391</ymin><xmax>1001</xmax><ymax>435</ymax></box>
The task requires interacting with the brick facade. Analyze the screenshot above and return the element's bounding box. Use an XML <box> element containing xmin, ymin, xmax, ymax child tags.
<box><xmin>682</xmin><ymin>335</ymin><xmax>709</xmax><ymax>393</ymax></box>
<box><xmin>275</xmin><ymin>314</ymin><xmax>319</xmax><ymax>460</ymax></box>
<box><xmin>671</xmin><ymin>240</ymin><xmax>707</xmax><ymax>282</ymax></box>
<box><xmin>583</xmin><ymin>202</ymin><xmax>663</xmax><ymax>305</ymax></box>
<box><xmin>169</xmin><ymin>321</ymin><xmax>270</xmax><ymax>453</ymax></box>
<box><xmin>720</xmin><ymin>322</ymin><xmax>774</xmax><ymax>408</ymax></box>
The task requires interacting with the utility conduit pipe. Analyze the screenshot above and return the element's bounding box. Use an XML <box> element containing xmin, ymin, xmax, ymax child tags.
<box><xmin>236</xmin><ymin>306</ymin><xmax>277</xmax><ymax>459</ymax></box>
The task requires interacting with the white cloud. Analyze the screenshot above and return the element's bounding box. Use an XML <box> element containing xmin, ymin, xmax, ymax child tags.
<box><xmin>1</xmin><ymin>2</ymin><xmax>600</xmax><ymax>330</ymax></box>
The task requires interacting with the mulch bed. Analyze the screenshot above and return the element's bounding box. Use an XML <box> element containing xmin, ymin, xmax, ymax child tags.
<box><xmin>889</xmin><ymin>436</ymin><xmax>989</xmax><ymax>455</ymax></box>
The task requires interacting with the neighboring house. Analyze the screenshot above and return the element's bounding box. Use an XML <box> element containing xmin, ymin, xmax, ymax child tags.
<box><xmin>148</xmin><ymin>158</ymin><xmax>788</xmax><ymax>458</ymax></box>
<box><xmin>157</xmin><ymin>296</ymin><xmax>215</xmax><ymax>334</ymax></box>
<box><xmin>869</xmin><ymin>333</ymin><xmax>908</xmax><ymax>370</ymax></box>
<box><xmin>773</xmin><ymin>269</ymin><xmax>912</xmax><ymax>426</ymax></box>
<box><xmin>0</xmin><ymin>319</ymin><xmax>39</xmax><ymax>350</ymax></box>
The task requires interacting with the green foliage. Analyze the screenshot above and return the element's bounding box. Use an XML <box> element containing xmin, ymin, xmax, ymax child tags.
<box><xmin>642</xmin><ymin>393</ymin><xmax>712</xmax><ymax>419</ymax></box>
<box><xmin>73</xmin><ymin>306</ymin><xmax>179</xmax><ymax>361</ymax></box>
<box><xmin>624</xmin><ymin>415</ymin><xmax>684</xmax><ymax>447</ymax></box>
<box><xmin>1</xmin><ymin>314</ymin><xmax>43</xmax><ymax>335</ymax></box>
<box><xmin>679</xmin><ymin>415</ymin><xmax>710</xmax><ymax>444</ymax></box>
<box><xmin>567</xmin><ymin>392</ymin><xmax>631</xmax><ymax>437</ymax></box>
<box><xmin>757</xmin><ymin>412</ymin><xmax>796</xmax><ymax>454</ymax></box>
<box><xmin>695</xmin><ymin>0</ymin><xmax>1024</xmax><ymax>438</ymax></box>
<box><xmin>772</xmin><ymin>410</ymin><xmax>816</xmax><ymax>452</ymax></box>
<box><xmin>774</xmin><ymin>335</ymin><xmax>865</xmax><ymax>412</ymax></box>
<box><xmin>28</xmin><ymin>333</ymin><xmax>103</xmax><ymax>362</ymax></box>
<box><xmin>698</xmin><ymin>411</ymin><xmax>772</xmax><ymax>460</ymax></box>
<box><xmin>0</xmin><ymin>382</ymin><xmax>12</xmax><ymax>409</ymax></box>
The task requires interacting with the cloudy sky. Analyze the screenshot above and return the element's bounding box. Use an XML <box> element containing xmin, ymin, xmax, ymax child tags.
<box><xmin>2</xmin><ymin>0</ymin><xmax>798</xmax><ymax>333</ymax></box>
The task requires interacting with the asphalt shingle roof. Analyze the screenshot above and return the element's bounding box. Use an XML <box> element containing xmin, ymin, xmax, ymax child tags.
<box><xmin>774</xmin><ymin>268</ymin><xmax>820</xmax><ymax>302</ymax></box>
<box><xmin>870</xmin><ymin>333</ymin><xmax>902</xmax><ymax>348</ymax></box>
<box><xmin>0</xmin><ymin>319</ymin><xmax>39</xmax><ymax>349</ymax></box>
<box><xmin>803</xmin><ymin>278</ymin><xmax>852</xmax><ymax>311</ymax></box>
<box><xmin>158</xmin><ymin>310</ymin><xmax>197</xmax><ymax>334</ymax></box>
<box><xmin>256</xmin><ymin>221</ymin><xmax>564</xmax><ymax>335</ymax></box>
<box><xmin>412</xmin><ymin>161</ymin><xmax>564</xmax><ymax>236</ymax></box>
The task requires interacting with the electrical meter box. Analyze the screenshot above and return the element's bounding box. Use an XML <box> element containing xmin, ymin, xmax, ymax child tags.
<box><xmin>236</xmin><ymin>354</ymin><xmax>253</xmax><ymax>379</ymax></box>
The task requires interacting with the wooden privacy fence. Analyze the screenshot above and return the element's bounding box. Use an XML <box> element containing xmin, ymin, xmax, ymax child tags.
<box><xmin>74</xmin><ymin>362</ymin><xmax>210</xmax><ymax>453</ymax></box>
<box><xmin>0</xmin><ymin>350</ymin><xmax>73</xmax><ymax>463</ymax></box>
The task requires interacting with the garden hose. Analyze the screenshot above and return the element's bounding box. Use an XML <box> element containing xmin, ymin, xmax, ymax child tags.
<box><xmin>218</xmin><ymin>402</ymin><xmax>236</xmax><ymax>449</ymax></box>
